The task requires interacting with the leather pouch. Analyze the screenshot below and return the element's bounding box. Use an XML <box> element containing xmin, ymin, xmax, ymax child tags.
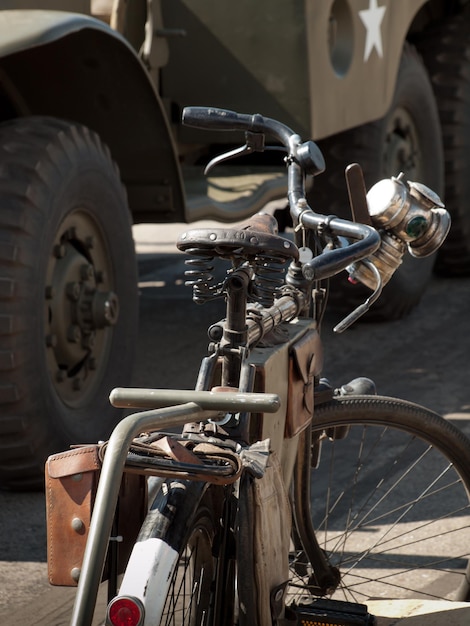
<box><xmin>285</xmin><ymin>329</ymin><xmax>322</xmax><ymax>438</ymax></box>
<box><xmin>45</xmin><ymin>445</ymin><xmax>146</xmax><ymax>586</ymax></box>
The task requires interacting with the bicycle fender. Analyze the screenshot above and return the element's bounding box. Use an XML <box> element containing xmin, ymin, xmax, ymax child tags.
<box><xmin>118</xmin><ymin>537</ymin><xmax>178</xmax><ymax>624</ymax></box>
<box><xmin>112</xmin><ymin>479</ymin><xmax>208</xmax><ymax>625</ymax></box>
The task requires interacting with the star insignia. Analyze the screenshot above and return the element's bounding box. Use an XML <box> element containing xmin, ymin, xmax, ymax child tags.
<box><xmin>359</xmin><ymin>0</ymin><xmax>386</xmax><ymax>62</ymax></box>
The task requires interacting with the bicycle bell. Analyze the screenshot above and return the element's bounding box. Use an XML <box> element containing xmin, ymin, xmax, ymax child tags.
<box><xmin>348</xmin><ymin>173</ymin><xmax>450</xmax><ymax>290</ymax></box>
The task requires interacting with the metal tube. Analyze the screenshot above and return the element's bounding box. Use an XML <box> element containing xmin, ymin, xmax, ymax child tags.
<box><xmin>246</xmin><ymin>293</ymin><xmax>306</xmax><ymax>346</ymax></box>
<box><xmin>223</xmin><ymin>270</ymin><xmax>251</xmax><ymax>387</ymax></box>
<box><xmin>300</xmin><ymin>212</ymin><xmax>380</xmax><ymax>281</ymax></box>
<box><xmin>292</xmin><ymin>425</ymin><xmax>340</xmax><ymax>595</ymax></box>
<box><xmin>109</xmin><ymin>388</ymin><xmax>280</xmax><ymax>413</ymax></box>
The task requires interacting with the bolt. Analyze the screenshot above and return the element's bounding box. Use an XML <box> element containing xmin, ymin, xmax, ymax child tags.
<box><xmin>67</xmin><ymin>325</ymin><xmax>82</xmax><ymax>343</ymax></box>
<box><xmin>103</xmin><ymin>293</ymin><xmax>119</xmax><ymax>325</ymax></box>
<box><xmin>80</xmin><ymin>264</ymin><xmax>94</xmax><ymax>281</ymax></box>
<box><xmin>70</xmin><ymin>567</ymin><xmax>81</xmax><ymax>583</ymax></box>
<box><xmin>208</xmin><ymin>324</ymin><xmax>223</xmax><ymax>341</ymax></box>
<box><xmin>66</xmin><ymin>282</ymin><xmax>81</xmax><ymax>301</ymax></box>
<box><xmin>53</xmin><ymin>244</ymin><xmax>66</xmax><ymax>259</ymax></box>
<box><xmin>71</xmin><ymin>517</ymin><xmax>85</xmax><ymax>533</ymax></box>
<box><xmin>66</xmin><ymin>227</ymin><xmax>77</xmax><ymax>240</ymax></box>
<box><xmin>274</xmin><ymin>588</ymin><xmax>284</xmax><ymax>602</ymax></box>
<box><xmin>56</xmin><ymin>369</ymin><xmax>66</xmax><ymax>383</ymax></box>
<box><xmin>82</xmin><ymin>333</ymin><xmax>95</xmax><ymax>350</ymax></box>
<box><xmin>303</xmin><ymin>264</ymin><xmax>315</xmax><ymax>281</ymax></box>
<box><xmin>95</xmin><ymin>270</ymin><xmax>105</xmax><ymax>284</ymax></box>
<box><xmin>46</xmin><ymin>333</ymin><xmax>57</xmax><ymax>348</ymax></box>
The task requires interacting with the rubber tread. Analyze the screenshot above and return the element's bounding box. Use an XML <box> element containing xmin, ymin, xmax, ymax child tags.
<box><xmin>0</xmin><ymin>116</ymin><xmax>137</xmax><ymax>490</ymax></box>
<box><xmin>313</xmin><ymin>394</ymin><xmax>470</xmax><ymax>482</ymax></box>
<box><xmin>417</xmin><ymin>12</ymin><xmax>470</xmax><ymax>275</ymax></box>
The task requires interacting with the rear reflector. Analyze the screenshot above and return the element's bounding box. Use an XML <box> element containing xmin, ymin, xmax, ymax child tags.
<box><xmin>107</xmin><ymin>596</ymin><xmax>144</xmax><ymax>626</ymax></box>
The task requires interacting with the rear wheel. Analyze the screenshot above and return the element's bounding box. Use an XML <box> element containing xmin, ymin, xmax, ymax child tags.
<box><xmin>288</xmin><ymin>396</ymin><xmax>470</xmax><ymax>603</ymax></box>
<box><xmin>0</xmin><ymin>117</ymin><xmax>138</xmax><ymax>489</ymax></box>
<box><xmin>161</xmin><ymin>507</ymin><xmax>217</xmax><ymax>625</ymax></box>
<box><xmin>314</xmin><ymin>44</ymin><xmax>443</xmax><ymax>320</ymax></box>
<box><xmin>117</xmin><ymin>481</ymin><xmax>231</xmax><ymax>625</ymax></box>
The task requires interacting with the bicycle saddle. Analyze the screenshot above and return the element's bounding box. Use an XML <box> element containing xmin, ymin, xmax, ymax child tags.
<box><xmin>177</xmin><ymin>213</ymin><xmax>299</xmax><ymax>262</ymax></box>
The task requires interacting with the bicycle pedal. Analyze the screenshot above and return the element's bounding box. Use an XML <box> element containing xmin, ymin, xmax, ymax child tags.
<box><xmin>286</xmin><ymin>599</ymin><xmax>375</xmax><ymax>626</ymax></box>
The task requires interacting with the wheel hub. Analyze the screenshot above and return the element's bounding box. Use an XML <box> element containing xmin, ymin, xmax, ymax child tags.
<box><xmin>384</xmin><ymin>107</ymin><xmax>422</xmax><ymax>180</ymax></box>
<box><xmin>45</xmin><ymin>212</ymin><xmax>118</xmax><ymax>406</ymax></box>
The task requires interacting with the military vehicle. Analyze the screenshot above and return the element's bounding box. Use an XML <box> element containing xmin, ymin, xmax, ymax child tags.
<box><xmin>0</xmin><ymin>0</ymin><xmax>468</xmax><ymax>488</ymax></box>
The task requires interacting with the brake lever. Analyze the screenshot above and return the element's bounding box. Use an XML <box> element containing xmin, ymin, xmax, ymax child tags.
<box><xmin>333</xmin><ymin>260</ymin><xmax>383</xmax><ymax>333</ymax></box>
<box><xmin>204</xmin><ymin>131</ymin><xmax>265</xmax><ymax>174</ymax></box>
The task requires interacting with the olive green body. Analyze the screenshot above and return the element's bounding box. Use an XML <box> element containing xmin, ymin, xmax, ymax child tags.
<box><xmin>0</xmin><ymin>0</ymin><xmax>457</xmax><ymax>223</ymax></box>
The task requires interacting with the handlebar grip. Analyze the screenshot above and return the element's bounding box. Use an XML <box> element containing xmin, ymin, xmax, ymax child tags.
<box><xmin>183</xmin><ymin>106</ymin><xmax>256</xmax><ymax>132</ymax></box>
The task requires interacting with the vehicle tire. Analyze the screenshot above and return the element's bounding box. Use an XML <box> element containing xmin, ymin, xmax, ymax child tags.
<box><xmin>0</xmin><ymin>117</ymin><xmax>138</xmax><ymax>490</ymax></box>
<box><xmin>314</xmin><ymin>44</ymin><xmax>444</xmax><ymax>321</ymax></box>
<box><xmin>288</xmin><ymin>395</ymin><xmax>470</xmax><ymax>603</ymax></box>
<box><xmin>417</xmin><ymin>12</ymin><xmax>470</xmax><ymax>276</ymax></box>
<box><xmin>116</xmin><ymin>481</ymin><xmax>230</xmax><ymax>625</ymax></box>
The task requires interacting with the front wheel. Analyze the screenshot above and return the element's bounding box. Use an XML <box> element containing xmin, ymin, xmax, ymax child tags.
<box><xmin>289</xmin><ymin>395</ymin><xmax>470</xmax><ymax>604</ymax></box>
<box><xmin>0</xmin><ymin>117</ymin><xmax>138</xmax><ymax>489</ymax></box>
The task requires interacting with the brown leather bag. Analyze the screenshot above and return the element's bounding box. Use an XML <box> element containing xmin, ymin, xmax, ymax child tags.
<box><xmin>285</xmin><ymin>328</ymin><xmax>322</xmax><ymax>438</ymax></box>
<box><xmin>45</xmin><ymin>445</ymin><xmax>146</xmax><ymax>586</ymax></box>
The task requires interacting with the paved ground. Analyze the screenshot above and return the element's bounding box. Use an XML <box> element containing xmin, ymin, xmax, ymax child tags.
<box><xmin>0</xmin><ymin>222</ymin><xmax>469</xmax><ymax>624</ymax></box>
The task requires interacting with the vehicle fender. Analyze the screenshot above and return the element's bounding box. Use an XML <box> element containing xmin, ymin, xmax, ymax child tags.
<box><xmin>0</xmin><ymin>10</ymin><xmax>185</xmax><ymax>223</ymax></box>
<box><xmin>306</xmin><ymin>0</ymin><xmax>429</xmax><ymax>139</ymax></box>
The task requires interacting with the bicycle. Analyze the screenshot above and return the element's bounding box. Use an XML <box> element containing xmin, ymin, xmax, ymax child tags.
<box><xmin>49</xmin><ymin>107</ymin><xmax>470</xmax><ymax>626</ymax></box>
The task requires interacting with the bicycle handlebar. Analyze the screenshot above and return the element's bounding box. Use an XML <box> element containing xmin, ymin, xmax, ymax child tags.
<box><xmin>182</xmin><ymin>106</ymin><xmax>381</xmax><ymax>283</ymax></box>
<box><xmin>182</xmin><ymin>106</ymin><xmax>296</xmax><ymax>146</ymax></box>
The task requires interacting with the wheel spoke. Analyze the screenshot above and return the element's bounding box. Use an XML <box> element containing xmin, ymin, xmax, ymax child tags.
<box><xmin>288</xmin><ymin>396</ymin><xmax>470</xmax><ymax>604</ymax></box>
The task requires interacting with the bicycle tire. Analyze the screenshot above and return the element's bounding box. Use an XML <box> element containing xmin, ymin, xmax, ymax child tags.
<box><xmin>288</xmin><ymin>395</ymin><xmax>470</xmax><ymax>605</ymax></box>
<box><xmin>114</xmin><ymin>479</ymin><xmax>231</xmax><ymax>626</ymax></box>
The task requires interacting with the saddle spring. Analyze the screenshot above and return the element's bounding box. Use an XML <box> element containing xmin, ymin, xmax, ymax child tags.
<box><xmin>184</xmin><ymin>246</ymin><xmax>219</xmax><ymax>304</ymax></box>
<box><xmin>184</xmin><ymin>245</ymin><xmax>288</xmax><ymax>307</ymax></box>
<box><xmin>250</xmin><ymin>251</ymin><xmax>287</xmax><ymax>307</ymax></box>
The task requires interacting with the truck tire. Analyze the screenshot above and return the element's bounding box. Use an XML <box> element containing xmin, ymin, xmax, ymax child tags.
<box><xmin>417</xmin><ymin>12</ymin><xmax>470</xmax><ymax>276</ymax></box>
<box><xmin>314</xmin><ymin>44</ymin><xmax>443</xmax><ymax>321</ymax></box>
<box><xmin>0</xmin><ymin>117</ymin><xmax>138</xmax><ymax>490</ymax></box>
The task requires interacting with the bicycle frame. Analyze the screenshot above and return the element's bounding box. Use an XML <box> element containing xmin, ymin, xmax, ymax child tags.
<box><xmin>69</xmin><ymin>286</ymin><xmax>337</xmax><ymax>626</ymax></box>
<box><xmin>68</xmin><ymin>106</ymin><xmax>452</xmax><ymax>625</ymax></box>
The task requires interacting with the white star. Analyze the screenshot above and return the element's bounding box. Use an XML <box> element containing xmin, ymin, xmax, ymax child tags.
<box><xmin>359</xmin><ymin>0</ymin><xmax>386</xmax><ymax>62</ymax></box>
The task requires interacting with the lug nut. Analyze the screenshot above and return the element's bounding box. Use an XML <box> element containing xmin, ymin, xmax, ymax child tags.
<box><xmin>80</xmin><ymin>264</ymin><xmax>94</xmax><ymax>280</ymax></box>
<box><xmin>53</xmin><ymin>244</ymin><xmax>66</xmax><ymax>259</ymax></box>
<box><xmin>66</xmin><ymin>282</ymin><xmax>81</xmax><ymax>301</ymax></box>
<box><xmin>67</xmin><ymin>325</ymin><xmax>82</xmax><ymax>343</ymax></box>
<box><xmin>85</xmin><ymin>236</ymin><xmax>94</xmax><ymax>249</ymax></box>
<box><xmin>56</xmin><ymin>369</ymin><xmax>66</xmax><ymax>383</ymax></box>
<box><xmin>46</xmin><ymin>333</ymin><xmax>57</xmax><ymax>347</ymax></box>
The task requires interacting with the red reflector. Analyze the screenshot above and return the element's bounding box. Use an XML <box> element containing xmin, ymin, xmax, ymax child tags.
<box><xmin>107</xmin><ymin>596</ymin><xmax>143</xmax><ymax>626</ymax></box>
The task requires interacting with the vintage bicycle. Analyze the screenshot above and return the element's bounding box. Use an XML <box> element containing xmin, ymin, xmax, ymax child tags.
<box><xmin>46</xmin><ymin>107</ymin><xmax>470</xmax><ymax>626</ymax></box>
